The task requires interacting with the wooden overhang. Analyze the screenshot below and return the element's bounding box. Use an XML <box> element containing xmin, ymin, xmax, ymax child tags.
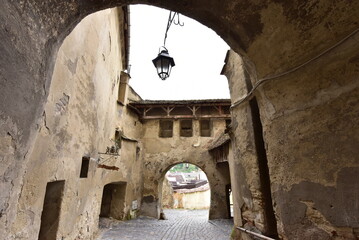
<box><xmin>208</xmin><ymin>133</ymin><xmax>231</xmax><ymax>164</ymax></box>
<box><xmin>128</xmin><ymin>99</ymin><xmax>232</xmax><ymax>120</ymax></box>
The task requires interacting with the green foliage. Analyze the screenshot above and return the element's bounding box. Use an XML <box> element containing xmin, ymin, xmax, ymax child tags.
<box><xmin>169</xmin><ymin>163</ymin><xmax>199</xmax><ymax>173</ymax></box>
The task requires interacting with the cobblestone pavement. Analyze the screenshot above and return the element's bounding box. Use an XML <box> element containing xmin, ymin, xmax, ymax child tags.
<box><xmin>97</xmin><ymin>209</ymin><xmax>233</xmax><ymax>240</ymax></box>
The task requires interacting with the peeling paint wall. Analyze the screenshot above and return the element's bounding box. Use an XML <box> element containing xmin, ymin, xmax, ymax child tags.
<box><xmin>0</xmin><ymin>8</ymin><xmax>143</xmax><ymax>240</ymax></box>
<box><xmin>140</xmin><ymin>119</ymin><xmax>231</xmax><ymax>220</ymax></box>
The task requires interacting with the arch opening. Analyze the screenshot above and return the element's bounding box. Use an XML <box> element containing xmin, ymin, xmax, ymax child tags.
<box><xmin>99</xmin><ymin>182</ymin><xmax>127</xmax><ymax>220</ymax></box>
<box><xmin>5</xmin><ymin>4</ymin><xmax>243</xmax><ymax>240</ymax></box>
<box><xmin>161</xmin><ymin>163</ymin><xmax>211</xmax><ymax>217</ymax></box>
<box><xmin>5</xmin><ymin>1</ymin><xmax>359</xmax><ymax>239</ymax></box>
<box><xmin>129</xmin><ymin>5</ymin><xmax>230</xmax><ymax>100</ymax></box>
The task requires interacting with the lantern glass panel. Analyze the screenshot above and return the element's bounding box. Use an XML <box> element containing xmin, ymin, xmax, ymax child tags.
<box><xmin>152</xmin><ymin>49</ymin><xmax>175</xmax><ymax>80</ymax></box>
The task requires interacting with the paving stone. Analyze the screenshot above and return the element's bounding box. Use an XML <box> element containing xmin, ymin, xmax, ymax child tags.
<box><xmin>97</xmin><ymin>209</ymin><xmax>233</xmax><ymax>240</ymax></box>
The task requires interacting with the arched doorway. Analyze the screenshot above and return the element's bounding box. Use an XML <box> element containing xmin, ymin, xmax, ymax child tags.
<box><xmin>161</xmin><ymin>163</ymin><xmax>211</xmax><ymax>217</ymax></box>
<box><xmin>99</xmin><ymin>182</ymin><xmax>127</xmax><ymax>220</ymax></box>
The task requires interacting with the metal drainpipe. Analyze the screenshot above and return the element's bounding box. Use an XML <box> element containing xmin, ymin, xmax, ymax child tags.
<box><xmin>236</xmin><ymin>227</ymin><xmax>276</xmax><ymax>240</ymax></box>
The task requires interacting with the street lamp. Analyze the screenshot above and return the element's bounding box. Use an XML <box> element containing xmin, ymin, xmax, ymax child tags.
<box><xmin>152</xmin><ymin>11</ymin><xmax>183</xmax><ymax>80</ymax></box>
<box><xmin>152</xmin><ymin>47</ymin><xmax>175</xmax><ymax>80</ymax></box>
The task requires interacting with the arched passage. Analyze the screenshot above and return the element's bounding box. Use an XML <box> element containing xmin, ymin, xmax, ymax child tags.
<box><xmin>158</xmin><ymin>162</ymin><xmax>230</xmax><ymax>221</ymax></box>
<box><xmin>161</xmin><ymin>164</ymin><xmax>210</xmax><ymax>213</ymax></box>
<box><xmin>162</xmin><ymin>163</ymin><xmax>211</xmax><ymax>211</ymax></box>
<box><xmin>140</xmin><ymin>116</ymin><xmax>232</xmax><ymax>220</ymax></box>
<box><xmin>1</xmin><ymin>1</ymin><xmax>359</xmax><ymax>240</ymax></box>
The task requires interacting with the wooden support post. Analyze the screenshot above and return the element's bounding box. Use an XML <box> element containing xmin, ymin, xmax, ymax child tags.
<box><xmin>144</xmin><ymin>107</ymin><xmax>152</xmax><ymax>117</ymax></box>
<box><xmin>162</xmin><ymin>106</ymin><xmax>175</xmax><ymax>116</ymax></box>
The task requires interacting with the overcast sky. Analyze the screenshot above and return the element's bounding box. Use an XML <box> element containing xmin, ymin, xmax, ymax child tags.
<box><xmin>129</xmin><ymin>5</ymin><xmax>230</xmax><ymax>100</ymax></box>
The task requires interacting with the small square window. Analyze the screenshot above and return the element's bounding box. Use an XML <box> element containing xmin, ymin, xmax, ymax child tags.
<box><xmin>115</xmin><ymin>130</ymin><xmax>122</xmax><ymax>149</ymax></box>
<box><xmin>180</xmin><ymin>120</ymin><xmax>193</xmax><ymax>137</ymax></box>
<box><xmin>159</xmin><ymin>120</ymin><xmax>173</xmax><ymax>138</ymax></box>
<box><xmin>200</xmin><ymin>119</ymin><xmax>211</xmax><ymax>137</ymax></box>
<box><xmin>80</xmin><ymin>157</ymin><xmax>90</xmax><ymax>178</ymax></box>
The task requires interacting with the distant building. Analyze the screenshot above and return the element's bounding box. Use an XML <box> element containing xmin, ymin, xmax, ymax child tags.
<box><xmin>166</xmin><ymin>171</ymin><xmax>208</xmax><ymax>190</ymax></box>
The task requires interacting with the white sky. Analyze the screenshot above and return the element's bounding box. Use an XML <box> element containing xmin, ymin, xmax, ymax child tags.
<box><xmin>129</xmin><ymin>5</ymin><xmax>230</xmax><ymax>100</ymax></box>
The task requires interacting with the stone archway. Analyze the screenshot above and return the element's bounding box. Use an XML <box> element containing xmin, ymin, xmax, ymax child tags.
<box><xmin>1</xmin><ymin>1</ymin><xmax>359</xmax><ymax>240</ymax></box>
<box><xmin>160</xmin><ymin>162</ymin><xmax>230</xmax><ymax>221</ymax></box>
<box><xmin>3</xmin><ymin>1</ymin><xmax>358</xmax><ymax>152</ymax></box>
<box><xmin>161</xmin><ymin>163</ymin><xmax>211</xmax><ymax>211</ymax></box>
<box><xmin>142</xmin><ymin>157</ymin><xmax>231</xmax><ymax>220</ymax></box>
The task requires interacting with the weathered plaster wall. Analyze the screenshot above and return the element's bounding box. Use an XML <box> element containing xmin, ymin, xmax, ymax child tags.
<box><xmin>256</xmin><ymin>33</ymin><xmax>359</xmax><ymax>240</ymax></box>
<box><xmin>161</xmin><ymin>177</ymin><xmax>174</xmax><ymax>209</ymax></box>
<box><xmin>1</xmin><ymin>8</ymin><xmax>143</xmax><ymax>240</ymax></box>
<box><xmin>1</xmin><ymin>1</ymin><xmax>359</xmax><ymax>240</ymax></box>
<box><xmin>223</xmin><ymin>52</ymin><xmax>276</xmax><ymax>239</ymax></box>
<box><xmin>140</xmin><ymin>119</ymin><xmax>231</xmax><ymax>219</ymax></box>
<box><xmin>224</xmin><ymin>42</ymin><xmax>359</xmax><ymax>239</ymax></box>
<box><xmin>161</xmin><ymin>176</ymin><xmax>211</xmax><ymax>210</ymax></box>
<box><xmin>173</xmin><ymin>188</ymin><xmax>211</xmax><ymax>210</ymax></box>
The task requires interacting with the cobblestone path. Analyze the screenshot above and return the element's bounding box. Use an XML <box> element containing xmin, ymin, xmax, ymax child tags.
<box><xmin>97</xmin><ymin>209</ymin><xmax>233</xmax><ymax>240</ymax></box>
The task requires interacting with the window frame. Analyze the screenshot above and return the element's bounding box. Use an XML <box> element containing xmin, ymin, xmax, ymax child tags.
<box><xmin>159</xmin><ymin>120</ymin><xmax>174</xmax><ymax>138</ymax></box>
<box><xmin>200</xmin><ymin>119</ymin><xmax>212</xmax><ymax>137</ymax></box>
<box><xmin>180</xmin><ymin>119</ymin><xmax>193</xmax><ymax>137</ymax></box>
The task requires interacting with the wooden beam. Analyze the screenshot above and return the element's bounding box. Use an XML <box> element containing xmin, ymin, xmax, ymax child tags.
<box><xmin>128</xmin><ymin>102</ymin><xmax>231</xmax><ymax>121</ymax></box>
<box><xmin>143</xmin><ymin>107</ymin><xmax>152</xmax><ymax>117</ymax></box>
<box><xmin>214</xmin><ymin>105</ymin><xmax>223</xmax><ymax>114</ymax></box>
<box><xmin>129</xmin><ymin>102</ymin><xmax>231</xmax><ymax>109</ymax></box>
<box><xmin>140</xmin><ymin>114</ymin><xmax>231</xmax><ymax>120</ymax></box>
<box><xmin>161</xmin><ymin>106</ymin><xmax>175</xmax><ymax>116</ymax></box>
<box><xmin>187</xmin><ymin>106</ymin><xmax>199</xmax><ymax>115</ymax></box>
<box><xmin>127</xmin><ymin>103</ymin><xmax>141</xmax><ymax>115</ymax></box>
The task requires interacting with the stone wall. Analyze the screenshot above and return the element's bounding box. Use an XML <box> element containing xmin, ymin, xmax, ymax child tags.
<box><xmin>162</xmin><ymin>177</ymin><xmax>211</xmax><ymax>210</ymax></box>
<box><xmin>257</xmin><ymin>33</ymin><xmax>359</xmax><ymax>239</ymax></box>
<box><xmin>1</xmin><ymin>1</ymin><xmax>359</xmax><ymax>240</ymax></box>
<box><xmin>0</xmin><ymin>8</ymin><xmax>143</xmax><ymax>240</ymax></box>
<box><xmin>161</xmin><ymin>177</ymin><xmax>175</xmax><ymax>209</ymax></box>
<box><xmin>140</xmin><ymin>119</ymin><xmax>231</xmax><ymax>220</ymax></box>
<box><xmin>223</xmin><ymin>52</ymin><xmax>276</xmax><ymax>238</ymax></box>
<box><xmin>173</xmin><ymin>187</ymin><xmax>211</xmax><ymax>210</ymax></box>
<box><xmin>224</xmin><ymin>47</ymin><xmax>359</xmax><ymax>239</ymax></box>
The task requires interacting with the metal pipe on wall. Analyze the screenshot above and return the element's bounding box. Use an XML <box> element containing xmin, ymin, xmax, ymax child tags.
<box><xmin>236</xmin><ymin>227</ymin><xmax>276</xmax><ymax>240</ymax></box>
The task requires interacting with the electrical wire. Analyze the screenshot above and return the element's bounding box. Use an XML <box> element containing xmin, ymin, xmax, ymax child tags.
<box><xmin>231</xmin><ymin>27</ymin><xmax>359</xmax><ymax>109</ymax></box>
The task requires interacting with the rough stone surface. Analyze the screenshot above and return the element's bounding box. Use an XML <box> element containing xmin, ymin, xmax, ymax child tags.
<box><xmin>1</xmin><ymin>1</ymin><xmax>359</xmax><ymax>240</ymax></box>
<box><xmin>223</xmin><ymin>42</ymin><xmax>359</xmax><ymax>239</ymax></box>
<box><xmin>255</xmin><ymin>28</ymin><xmax>359</xmax><ymax>239</ymax></box>
<box><xmin>0</xmin><ymin>8</ymin><xmax>143</xmax><ymax>240</ymax></box>
<box><xmin>97</xmin><ymin>209</ymin><xmax>233</xmax><ymax>240</ymax></box>
<box><xmin>161</xmin><ymin>178</ymin><xmax>174</xmax><ymax>209</ymax></box>
<box><xmin>140</xmin><ymin>119</ymin><xmax>231</xmax><ymax>220</ymax></box>
<box><xmin>223</xmin><ymin>51</ymin><xmax>274</xmax><ymax>237</ymax></box>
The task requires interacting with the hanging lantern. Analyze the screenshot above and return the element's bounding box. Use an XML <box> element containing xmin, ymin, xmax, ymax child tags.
<box><xmin>152</xmin><ymin>49</ymin><xmax>175</xmax><ymax>80</ymax></box>
<box><xmin>152</xmin><ymin>11</ymin><xmax>182</xmax><ymax>81</ymax></box>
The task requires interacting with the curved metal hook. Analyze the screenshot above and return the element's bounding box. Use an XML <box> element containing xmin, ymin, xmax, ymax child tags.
<box><xmin>173</xmin><ymin>12</ymin><xmax>184</xmax><ymax>26</ymax></box>
<box><xmin>163</xmin><ymin>11</ymin><xmax>184</xmax><ymax>46</ymax></box>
